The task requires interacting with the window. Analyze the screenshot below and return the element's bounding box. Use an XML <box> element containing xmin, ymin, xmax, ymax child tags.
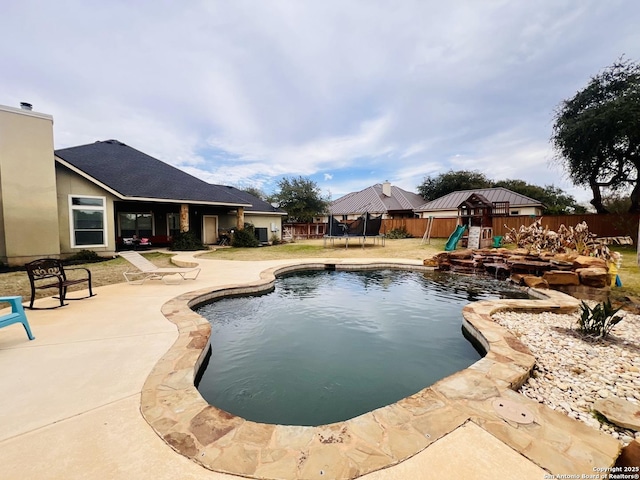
<box><xmin>167</xmin><ymin>212</ymin><xmax>180</xmax><ymax>237</ymax></box>
<box><xmin>118</xmin><ymin>213</ymin><xmax>153</xmax><ymax>238</ymax></box>
<box><xmin>69</xmin><ymin>195</ymin><xmax>106</xmax><ymax>247</ymax></box>
<box><xmin>510</xmin><ymin>210</ymin><xmax>520</xmax><ymax>215</ymax></box>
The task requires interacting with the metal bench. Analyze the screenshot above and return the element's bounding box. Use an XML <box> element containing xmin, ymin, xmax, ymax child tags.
<box><xmin>24</xmin><ymin>258</ymin><xmax>96</xmax><ymax>309</ymax></box>
<box><xmin>0</xmin><ymin>296</ymin><xmax>35</xmax><ymax>340</ymax></box>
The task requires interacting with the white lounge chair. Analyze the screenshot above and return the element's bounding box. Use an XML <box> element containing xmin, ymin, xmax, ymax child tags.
<box><xmin>119</xmin><ymin>251</ymin><xmax>201</xmax><ymax>284</ymax></box>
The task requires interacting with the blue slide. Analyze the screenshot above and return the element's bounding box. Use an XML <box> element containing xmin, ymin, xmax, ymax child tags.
<box><xmin>444</xmin><ymin>225</ymin><xmax>467</xmax><ymax>251</ymax></box>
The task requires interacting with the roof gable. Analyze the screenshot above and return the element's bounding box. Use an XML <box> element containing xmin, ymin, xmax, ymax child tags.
<box><xmin>457</xmin><ymin>193</ymin><xmax>492</xmax><ymax>209</ymax></box>
<box><xmin>416</xmin><ymin>187</ymin><xmax>544</xmax><ymax>211</ymax></box>
<box><xmin>55</xmin><ymin>140</ymin><xmax>250</xmax><ymax>206</ymax></box>
<box><xmin>329</xmin><ymin>183</ymin><xmax>425</xmax><ymax>215</ymax></box>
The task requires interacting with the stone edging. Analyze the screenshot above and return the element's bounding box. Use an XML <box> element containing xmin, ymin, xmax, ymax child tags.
<box><xmin>140</xmin><ymin>261</ymin><xmax>620</xmax><ymax>479</ymax></box>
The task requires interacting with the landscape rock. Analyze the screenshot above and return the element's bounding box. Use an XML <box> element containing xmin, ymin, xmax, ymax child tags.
<box><xmin>542</xmin><ymin>270</ymin><xmax>580</xmax><ymax>286</ymax></box>
<box><xmin>594</xmin><ymin>397</ymin><xmax>640</xmax><ymax>431</ymax></box>
<box><xmin>552</xmin><ymin>252</ymin><xmax>579</xmax><ymax>263</ymax></box>
<box><xmin>573</xmin><ymin>255</ymin><xmax>607</xmax><ymax>270</ymax></box>
<box><xmin>576</xmin><ymin>267</ymin><xmax>610</xmax><ymax>288</ymax></box>
<box><xmin>448</xmin><ymin>249</ymin><xmax>474</xmax><ymax>259</ymax></box>
<box><xmin>430</xmin><ymin>249</ymin><xmax>615</xmax><ymax>292</ymax></box>
<box><xmin>522</xmin><ymin>276</ymin><xmax>549</xmax><ymax>289</ymax></box>
<box><xmin>615</xmin><ymin>439</ymin><xmax>640</xmax><ymax>468</ymax></box>
<box><xmin>492</xmin><ymin>307</ymin><xmax>640</xmax><ymax>447</ymax></box>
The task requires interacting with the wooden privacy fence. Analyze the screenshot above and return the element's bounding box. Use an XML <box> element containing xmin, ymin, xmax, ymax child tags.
<box><xmin>381</xmin><ymin>213</ymin><xmax>639</xmax><ymax>239</ymax></box>
<box><xmin>493</xmin><ymin>213</ymin><xmax>639</xmax><ymax>239</ymax></box>
<box><xmin>381</xmin><ymin>218</ymin><xmax>458</xmax><ymax>238</ymax></box>
<box><xmin>287</xmin><ymin>213</ymin><xmax>639</xmax><ymax>241</ymax></box>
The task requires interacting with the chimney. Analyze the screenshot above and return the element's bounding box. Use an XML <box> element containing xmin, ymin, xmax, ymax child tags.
<box><xmin>20</xmin><ymin>102</ymin><xmax>33</xmax><ymax>111</ymax></box>
<box><xmin>382</xmin><ymin>181</ymin><xmax>391</xmax><ymax>197</ymax></box>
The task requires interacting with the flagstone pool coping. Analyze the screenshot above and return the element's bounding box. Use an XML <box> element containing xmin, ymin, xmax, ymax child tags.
<box><xmin>140</xmin><ymin>261</ymin><xmax>621</xmax><ymax>479</ymax></box>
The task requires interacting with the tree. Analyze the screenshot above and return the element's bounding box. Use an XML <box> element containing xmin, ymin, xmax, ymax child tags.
<box><xmin>602</xmin><ymin>192</ymin><xmax>632</xmax><ymax>214</ymax></box>
<box><xmin>493</xmin><ymin>179</ymin><xmax>586</xmax><ymax>214</ymax></box>
<box><xmin>269</xmin><ymin>176</ymin><xmax>328</xmax><ymax>223</ymax></box>
<box><xmin>416</xmin><ymin>171</ymin><xmax>584</xmax><ymax>214</ymax></box>
<box><xmin>241</xmin><ymin>187</ymin><xmax>267</xmax><ymax>201</ymax></box>
<box><xmin>551</xmin><ymin>58</ymin><xmax>640</xmax><ymax>213</ymax></box>
<box><xmin>417</xmin><ymin>170</ymin><xmax>492</xmax><ymax>201</ymax></box>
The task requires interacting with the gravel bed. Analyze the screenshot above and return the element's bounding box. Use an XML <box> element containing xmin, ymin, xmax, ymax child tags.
<box><xmin>492</xmin><ymin>306</ymin><xmax>640</xmax><ymax>446</ymax></box>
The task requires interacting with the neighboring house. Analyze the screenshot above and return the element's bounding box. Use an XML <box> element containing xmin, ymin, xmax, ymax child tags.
<box><xmin>325</xmin><ymin>181</ymin><xmax>425</xmax><ymax>221</ymax></box>
<box><xmin>415</xmin><ymin>187</ymin><xmax>544</xmax><ymax>218</ymax></box>
<box><xmin>0</xmin><ymin>104</ymin><xmax>285</xmax><ymax>266</ymax></box>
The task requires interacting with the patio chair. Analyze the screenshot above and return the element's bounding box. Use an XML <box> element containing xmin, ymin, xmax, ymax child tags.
<box><xmin>0</xmin><ymin>296</ymin><xmax>35</xmax><ymax>340</ymax></box>
<box><xmin>25</xmin><ymin>258</ymin><xmax>95</xmax><ymax>309</ymax></box>
<box><xmin>119</xmin><ymin>251</ymin><xmax>201</xmax><ymax>284</ymax></box>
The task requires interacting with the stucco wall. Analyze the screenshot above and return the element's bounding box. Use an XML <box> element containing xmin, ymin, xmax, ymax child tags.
<box><xmin>245</xmin><ymin>214</ymin><xmax>283</xmax><ymax>241</ymax></box>
<box><xmin>55</xmin><ymin>165</ymin><xmax>119</xmax><ymax>256</ymax></box>
<box><xmin>0</xmin><ymin>105</ymin><xmax>60</xmax><ymax>266</ymax></box>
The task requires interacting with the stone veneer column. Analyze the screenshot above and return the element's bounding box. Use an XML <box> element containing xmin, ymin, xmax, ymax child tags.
<box><xmin>180</xmin><ymin>204</ymin><xmax>189</xmax><ymax>232</ymax></box>
<box><xmin>236</xmin><ymin>207</ymin><xmax>244</xmax><ymax>230</ymax></box>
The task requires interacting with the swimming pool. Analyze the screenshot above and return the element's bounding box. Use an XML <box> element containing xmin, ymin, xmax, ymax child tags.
<box><xmin>195</xmin><ymin>269</ymin><xmax>528</xmax><ymax>426</ymax></box>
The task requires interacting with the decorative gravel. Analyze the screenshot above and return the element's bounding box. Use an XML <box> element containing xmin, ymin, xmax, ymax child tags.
<box><xmin>492</xmin><ymin>306</ymin><xmax>640</xmax><ymax>446</ymax></box>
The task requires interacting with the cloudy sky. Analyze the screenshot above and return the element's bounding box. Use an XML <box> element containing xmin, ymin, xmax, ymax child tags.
<box><xmin>2</xmin><ymin>1</ymin><xmax>639</xmax><ymax>204</ymax></box>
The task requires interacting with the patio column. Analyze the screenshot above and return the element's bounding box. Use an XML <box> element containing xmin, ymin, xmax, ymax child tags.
<box><xmin>236</xmin><ymin>207</ymin><xmax>245</xmax><ymax>230</ymax></box>
<box><xmin>180</xmin><ymin>204</ymin><xmax>189</xmax><ymax>232</ymax></box>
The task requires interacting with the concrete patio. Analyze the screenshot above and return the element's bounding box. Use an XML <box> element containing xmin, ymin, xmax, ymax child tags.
<box><xmin>0</xmin><ymin>253</ymin><xmax>621</xmax><ymax>479</ymax></box>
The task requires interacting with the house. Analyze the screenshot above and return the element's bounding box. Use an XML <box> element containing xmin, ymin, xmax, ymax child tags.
<box><xmin>325</xmin><ymin>181</ymin><xmax>425</xmax><ymax>221</ymax></box>
<box><xmin>0</xmin><ymin>103</ymin><xmax>286</xmax><ymax>266</ymax></box>
<box><xmin>415</xmin><ymin>187</ymin><xmax>544</xmax><ymax>218</ymax></box>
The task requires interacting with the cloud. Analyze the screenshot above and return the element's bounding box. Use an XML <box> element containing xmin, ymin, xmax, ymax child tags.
<box><xmin>1</xmin><ymin>0</ymin><xmax>638</xmax><ymax>204</ymax></box>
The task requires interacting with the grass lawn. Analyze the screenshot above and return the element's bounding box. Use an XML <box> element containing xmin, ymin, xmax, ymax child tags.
<box><xmin>608</xmin><ymin>245</ymin><xmax>640</xmax><ymax>301</ymax></box>
<box><xmin>198</xmin><ymin>237</ymin><xmax>447</xmax><ymax>261</ymax></box>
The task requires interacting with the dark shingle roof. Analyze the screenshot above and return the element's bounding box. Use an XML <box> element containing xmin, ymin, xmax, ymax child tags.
<box><xmin>416</xmin><ymin>187</ymin><xmax>544</xmax><ymax>211</ymax></box>
<box><xmin>329</xmin><ymin>183</ymin><xmax>425</xmax><ymax>215</ymax></box>
<box><xmin>55</xmin><ymin>140</ymin><xmax>251</xmax><ymax>206</ymax></box>
<box><xmin>214</xmin><ymin>185</ymin><xmax>286</xmax><ymax>214</ymax></box>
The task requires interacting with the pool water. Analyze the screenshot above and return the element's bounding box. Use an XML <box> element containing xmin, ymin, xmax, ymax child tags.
<box><xmin>195</xmin><ymin>269</ymin><xmax>527</xmax><ymax>426</ymax></box>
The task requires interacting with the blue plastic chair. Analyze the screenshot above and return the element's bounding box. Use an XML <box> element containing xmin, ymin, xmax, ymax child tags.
<box><xmin>0</xmin><ymin>296</ymin><xmax>35</xmax><ymax>340</ymax></box>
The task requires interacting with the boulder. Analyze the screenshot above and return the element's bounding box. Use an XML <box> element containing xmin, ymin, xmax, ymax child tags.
<box><xmin>576</xmin><ymin>267</ymin><xmax>610</xmax><ymax>288</ymax></box>
<box><xmin>555</xmin><ymin>285</ymin><xmax>610</xmax><ymax>302</ymax></box>
<box><xmin>552</xmin><ymin>252</ymin><xmax>579</xmax><ymax>263</ymax></box>
<box><xmin>522</xmin><ymin>276</ymin><xmax>549</xmax><ymax>289</ymax></box>
<box><xmin>615</xmin><ymin>439</ymin><xmax>640</xmax><ymax>469</ymax></box>
<box><xmin>542</xmin><ymin>270</ymin><xmax>580</xmax><ymax>286</ymax></box>
<box><xmin>448</xmin><ymin>249</ymin><xmax>474</xmax><ymax>259</ymax></box>
<box><xmin>573</xmin><ymin>255</ymin><xmax>607</xmax><ymax>270</ymax></box>
<box><xmin>594</xmin><ymin>396</ymin><xmax>640</xmax><ymax>431</ymax></box>
<box><xmin>423</xmin><ymin>257</ymin><xmax>438</xmax><ymax>267</ymax></box>
<box><xmin>506</xmin><ymin>255</ymin><xmax>529</xmax><ymax>263</ymax></box>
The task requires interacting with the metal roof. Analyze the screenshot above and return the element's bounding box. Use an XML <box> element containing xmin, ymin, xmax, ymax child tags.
<box><xmin>329</xmin><ymin>183</ymin><xmax>425</xmax><ymax>215</ymax></box>
<box><xmin>415</xmin><ymin>187</ymin><xmax>544</xmax><ymax>212</ymax></box>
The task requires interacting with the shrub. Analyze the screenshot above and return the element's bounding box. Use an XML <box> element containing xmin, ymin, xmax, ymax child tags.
<box><xmin>170</xmin><ymin>231</ymin><xmax>205</xmax><ymax>251</ymax></box>
<box><xmin>65</xmin><ymin>249</ymin><xmax>102</xmax><ymax>264</ymax></box>
<box><xmin>231</xmin><ymin>224</ymin><xmax>260</xmax><ymax>248</ymax></box>
<box><xmin>577</xmin><ymin>299</ymin><xmax>623</xmax><ymax>338</ymax></box>
<box><xmin>385</xmin><ymin>227</ymin><xmax>411</xmax><ymax>239</ymax></box>
<box><xmin>270</xmin><ymin>233</ymin><xmax>281</xmax><ymax>245</ymax></box>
